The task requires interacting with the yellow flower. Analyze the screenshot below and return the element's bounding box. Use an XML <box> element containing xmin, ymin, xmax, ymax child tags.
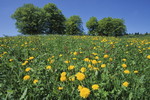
<box><xmin>72</xmin><ymin>58</ymin><xmax>77</xmax><ymax>60</ymax></box>
<box><xmin>122</xmin><ymin>59</ymin><xmax>126</xmax><ymax>62</ymax></box>
<box><xmin>80</xmin><ymin>67</ymin><xmax>86</xmax><ymax>73</ymax></box>
<box><xmin>104</xmin><ymin>54</ymin><xmax>109</xmax><ymax>58</ymax></box>
<box><xmin>134</xmin><ymin>70</ymin><xmax>138</xmax><ymax>73</ymax></box>
<box><xmin>22</xmin><ymin>63</ymin><xmax>26</xmax><ymax>66</ymax></box>
<box><xmin>59</xmin><ymin>54</ymin><xmax>63</xmax><ymax>57</ymax></box>
<box><xmin>92</xmin><ymin>53</ymin><xmax>98</xmax><ymax>55</ymax></box>
<box><xmin>69</xmin><ymin>76</ymin><xmax>75</xmax><ymax>81</ymax></box>
<box><xmin>46</xmin><ymin>66</ymin><xmax>52</xmax><ymax>70</ymax></box>
<box><xmin>23</xmin><ymin>75</ymin><xmax>30</xmax><ymax>80</ymax></box>
<box><xmin>64</xmin><ymin>60</ymin><xmax>70</xmax><ymax>63</ymax></box>
<box><xmin>147</xmin><ymin>55</ymin><xmax>150</xmax><ymax>59</ymax></box>
<box><xmin>9</xmin><ymin>59</ymin><xmax>13</xmax><ymax>62</ymax></box>
<box><xmin>73</xmin><ymin>52</ymin><xmax>78</xmax><ymax>55</ymax></box>
<box><xmin>98</xmin><ymin>60</ymin><xmax>102</xmax><ymax>63</ymax></box>
<box><xmin>25</xmin><ymin>67</ymin><xmax>31</xmax><ymax>72</ymax></box>
<box><xmin>61</xmin><ymin>72</ymin><xmax>67</xmax><ymax>76</ymax></box>
<box><xmin>58</xmin><ymin>87</ymin><xmax>63</xmax><ymax>90</ymax></box>
<box><xmin>109</xmin><ymin>58</ymin><xmax>113</xmax><ymax>61</ymax></box>
<box><xmin>84</xmin><ymin>58</ymin><xmax>90</xmax><ymax>62</ymax></box>
<box><xmin>78</xmin><ymin>85</ymin><xmax>83</xmax><ymax>91</ymax></box>
<box><xmin>122</xmin><ymin>81</ymin><xmax>129</xmax><ymax>87</ymax></box>
<box><xmin>75</xmin><ymin>72</ymin><xmax>85</xmax><ymax>81</ymax></box>
<box><xmin>79</xmin><ymin>87</ymin><xmax>91</xmax><ymax>98</ymax></box>
<box><xmin>91</xmin><ymin>60</ymin><xmax>97</xmax><ymax>65</ymax></box>
<box><xmin>68</xmin><ymin>65</ymin><xmax>75</xmax><ymax>70</ymax></box>
<box><xmin>50</xmin><ymin>60</ymin><xmax>54</xmax><ymax>64</ymax></box>
<box><xmin>60</xmin><ymin>76</ymin><xmax>67</xmax><ymax>82</ymax></box>
<box><xmin>95</xmin><ymin>56</ymin><xmax>99</xmax><ymax>59</ymax></box>
<box><xmin>29</xmin><ymin>57</ymin><xmax>34</xmax><ymax>60</ymax></box>
<box><xmin>92</xmin><ymin>84</ymin><xmax>99</xmax><ymax>90</ymax></box>
<box><xmin>101</xmin><ymin>64</ymin><xmax>106</xmax><ymax>68</ymax></box>
<box><xmin>88</xmin><ymin>64</ymin><xmax>93</xmax><ymax>68</ymax></box>
<box><xmin>33</xmin><ymin>79</ymin><xmax>38</xmax><ymax>84</ymax></box>
<box><xmin>122</xmin><ymin>64</ymin><xmax>127</xmax><ymax>68</ymax></box>
<box><xmin>124</xmin><ymin>70</ymin><xmax>130</xmax><ymax>74</ymax></box>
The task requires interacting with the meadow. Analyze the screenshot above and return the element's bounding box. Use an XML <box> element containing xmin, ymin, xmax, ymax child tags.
<box><xmin>0</xmin><ymin>35</ymin><xmax>150</xmax><ymax>99</ymax></box>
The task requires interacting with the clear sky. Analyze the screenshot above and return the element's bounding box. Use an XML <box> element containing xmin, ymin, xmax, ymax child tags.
<box><xmin>0</xmin><ymin>0</ymin><xmax>150</xmax><ymax>37</ymax></box>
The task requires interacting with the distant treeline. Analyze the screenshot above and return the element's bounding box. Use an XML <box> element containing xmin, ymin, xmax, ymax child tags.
<box><xmin>12</xmin><ymin>3</ymin><xmax>139</xmax><ymax>36</ymax></box>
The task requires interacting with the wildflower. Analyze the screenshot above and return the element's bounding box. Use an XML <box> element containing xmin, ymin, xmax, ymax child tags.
<box><xmin>91</xmin><ymin>60</ymin><xmax>97</xmax><ymax>65</ymax></box>
<box><xmin>134</xmin><ymin>70</ymin><xmax>138</xmax><ymax>73</ymax></box>
<box><xmin>124</xmin><ymin>70</ymin><xmax>130</xmax><ymax>74</ymax></box>
<box><xmin>23</xmin><ymin>75</ymin><xmax>30</xmax><ymax>80</ymax></box>
<box><xmin>109</xmin><ymin>58</ymin><xmax>113</xmax><ymax>61</ymax></box>
<box><xmin>101</xmin><ymin>64</ymin><xmax>106</xmax><ymax>68</ymax></box>
<box><xmin>75</xmin><ymin>72</ymin><xmax>85</xmax><ymax>81</ymax></box>
<box><xmin>59</xmin><ymin>54</ymin><xmax>62</xmax><ymax>57</ymax></box>
<box><xmin>46</xmin><ymin>66</ymin><xmax>52</xmax><ymax>70</ymax></box>
<box><xmin>9</xmin><ymin>59</ymin><xmax>13</xmax><ymax>62</ymax></box>
<box><xmin>122</xmin><ymin>64</ymin><xmax>127</xmax><ymax>68</ymax></box>
<box><xmin>98</xmin><ymin>60</ymin><xmax>102</xmax><ymax>63</ymax></box>
<box><xmin>92</xmin><ymin>53</ymin><xmax>98</xmax><ymax>55</ymax></box>
<box><xmin>58</xmin><ymin>87</ymin><xmax>63</xmax><ymax>90</ymax></box>
<box><xmin>33</xmin><ymin>79</ymin><xmax>38</xmax><ymax>84</ymax></box>
<box><xmin>78</xmin><ymin>85</ymin><xmax>83</xmax><ymax>91</ymax></box>
<box><xmin>104</xmin><ymin>54</ymin><xmax>109</xmax><ymax>58</ymax></box>
<box><xmin>122</xmin><ymin>59</ymin><xmax>126</xmax><ymax>62</ymax></box>
<box><xmin>25</xmin><ymin>67</ymin><xmax>31</xmax><ymax>72</ymax></box>
<box><xmin>69</xmin><ymin>76</ymin><xmax>75</xmax><ymax>81</ymax></box>
<box><xmin>80</xmin><ymin>67</ymin><xmax>86</xmax><ymax>73</ymax></box>
<box><xmin>147</xmin><ymin>55</ymin><xmax>150</xmax><ymax>59</ymax></box>
<box><xmin>64</xmin><ymin>60</ymin><xmax>70</xmax><ymax>63</ymax></box>
<box><xmin>29</xmin><ymin>57</ymin><xmax>34</xmax><ymax>60</ymax></box>
<box><xmin>95</xmin><ymin>56</ymin><xmax>99</xmax><ymax>59</ymax></box>
<box><xmin>79</xmin><ymin>87</ymin><xmax>91</xmax><ymax>98</ymax></box>
<box><xmin>92</xmin><ymin>84</ymin><xmax>99</xmax><ymax>90</ymax></box>
<box><xmin>122</xmin><ymin>81</ymin><xmax>129</xmax><ymax>87</ymax></box>
<box><xmin>88</xmin><ymin>64</ymin><xmax>93</xmax><ymax>68</ymax></box>
<box><xmin>60</xmin><ymin>76</ymin><xmax>67</xmax><ymax>82</ymax></box>
<box><xmin>68</xmin><ymin>65</ymin><xmax>75</xmax><ymax>70</ymax></box>
<box><xmin>84</xmin><ymin>58</ymin><xmax>90</xmax><ymax>62</ymax></box>
<box><xmin>72</xmin><ymin>58</ymin><xmax>77</xmax><ymax>60</ymax></box>
<box><xmin>73</xmin><ymin>52</ymin><xmax>78</xmax><ymax>55</ymax></box>
<box><xmin>61</xmin><ymin>72</ymin><xmax>67</xmax><ymax>76</ymax></box>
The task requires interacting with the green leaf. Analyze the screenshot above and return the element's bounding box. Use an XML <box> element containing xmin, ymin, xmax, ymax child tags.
<box><xmin>20</xmin><ymin>88</ymin><xmax>28</xmax><ymax>100</ymax></box>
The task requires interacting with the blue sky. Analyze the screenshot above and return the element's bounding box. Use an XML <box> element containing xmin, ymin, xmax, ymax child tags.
<box><xmin>0</xmin><ymin>0</ymin><xmax>150</xmax><ymax>37</ymax></box>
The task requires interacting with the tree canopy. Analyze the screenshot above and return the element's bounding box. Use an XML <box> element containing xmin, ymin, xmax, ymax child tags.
<box><xmin>65</xmin><ymin>15</ymin><xmax>83</xmax><ymax>35</ymax></box>
<box><xmin>86</xmin><ymin>17</ymin><xmax>98</xmax><ymax>36</ymax></box>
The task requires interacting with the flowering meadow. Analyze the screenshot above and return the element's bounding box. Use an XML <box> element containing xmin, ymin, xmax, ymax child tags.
<box><xmin>0</xmin><ymin>35</ymin><xmax>150</xmax><ymax>99</ymax></box>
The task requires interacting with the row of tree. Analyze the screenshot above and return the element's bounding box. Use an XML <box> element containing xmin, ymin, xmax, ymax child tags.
<box><xmin>12</xmin><ymin>3</ymin><xmax>126</xmax><ymax>36</ymax></box>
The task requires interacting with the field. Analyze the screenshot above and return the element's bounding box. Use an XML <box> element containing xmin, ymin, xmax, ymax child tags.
<box><xmin>0</xmin><ymin>35</ymin><xmax>150</xmax><ymax>99</ymax></box>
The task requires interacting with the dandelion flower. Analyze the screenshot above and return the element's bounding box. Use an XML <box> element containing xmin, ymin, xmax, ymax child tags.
<box><xmin>122</xmin><ymin>81</ymin><xmax>129</xmax><ymax>87</ymax></box>
<box><xmin>124</xmin><ymin>70</ymin><xmax>130</xmax><ymax>74</ymax></box>
<box><xmin>46</xmin><ymin>66</ymin><xmax>52</xmax><ymax>70</ymax></box>
<box><xmin>101</xmin><ymin>64</ymin><xmax>106</xmax><ymax>68</ymax></box>
<box><xmin>68</xmin><ymin>65</ymin><xmax>75</xmax><ymax>70</ymax></box>
<box><xmin>79</xmin><ymin>87</ymin><xmax>91</xmax><ymax>98</ymax></box>
<box><xmin>104</xmin><ymin>55</ymin><xmax>109</xmax><ymax>58</ymax></box>
<box><xmin>80</xmin><ymin>67</ymin><xmax>86</xmax><ymax>73</ymax></box>
<box><xmin>23</xmin><ymin>75</ymin><xmax>30</xmax><ymax>80</ymax></box>
<box><xmin>122</xmin><ymin>64</ymin><xmax>127</xmax><ymax>68</ymax></box>
<box><xmin>58</xmin><ymin>87</ymin><xmax>63</xmax><ymax>90</ymax></box>
<box><xmin>60</xmin><ymin>76</ymin><xmax>67</xmax><ymax>82</ymax></box>
<box><xmin>61</xmin><ymin>72</ymin><xmax>67</xmax><ymax>76</ymax></box>
<box><xmin>29</xmin><ymin>57</ymin><xmax>34</xmax><ymax>60</ymax></box>
<box><xmin>75</xmin><ymin>72</ymin><xmax>85</xmax><ymax>81</ymax></box>
<box><xmin>64</xmin><ymin>60</ymin><xmax>70</xmax><ymax>63</ymax></box>
<box><xmin>33</xmin><ymin>79</ymin><xmax>38</xmax><ymax>84</ymax></box>
<box><xmin>9</xmin><ymin>59</ymin><xmax>13</xmax><ymax>62</ymax></box>
<box><xmin>91</xmin><ymin>60</ymin><xmax>97</xmax><ymax>65</ymax></box>
<box><xmin>147</xmin><ymin>55</ymin><xmax>150</xmax><ymax>59</ymax></box>
<box><xmin>122</xmin><ymin>59</ymin><xmax>126</xmax><ymax>62</ymax></box>
<box><xmin>25</xmin><ymin>67</ymin><xmax>31</xmax><ymax>72</ymax></box>
<box><xmin>134</xmin><ymin>70</ymin><xmax>138</xmax><ymax>73</ymax></box>
<box><xmin>92</xmin><ymin>84</ymin><xmax>99</xmax><ymax>90</ymax></box>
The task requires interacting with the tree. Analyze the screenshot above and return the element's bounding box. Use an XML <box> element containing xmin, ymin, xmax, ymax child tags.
<box><xmin>65</xmin><ymin>15</ymin><xmax>84</xmax><ymax>35</ymax></box>
<box><xmin>86</xmin><ymin>17</ymin><xmax>98</xmax><ymax>36</ymax></box>
<box><xmin>11</xmin><ymin>4</ymin><xmax>44</xmax><ymax>35</ymax></box>
<box><xmin>98</xmin><ymin>17</ymin><xmax>126</xmax><ymax>36</ymax></box>
<box><xmin>42</xmin><ymin>3</ymin><xmax>66</xmax><ymax>34</ymax></box>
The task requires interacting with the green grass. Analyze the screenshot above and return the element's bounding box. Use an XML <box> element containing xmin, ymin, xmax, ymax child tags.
<box><xmin>0</xmin><ymin>35</ymin><xmax>150</xmax><ymax>99</ymax></box>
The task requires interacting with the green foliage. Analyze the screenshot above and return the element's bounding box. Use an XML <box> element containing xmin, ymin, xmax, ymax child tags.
<box><xmin>98</xmin><ymin>17</ymin><xmax>126</xmax><ymax>36</ymax></box>
<box><xmin>42</xmin><ymin>3</ymin><xmax>66</xmax><ymax>34</ymax></box>
<box><xmin>0</xmin><ymin>35</ymin><xmax>150</xmax><ymax>99</ymax></box>
<box><xmin>11</xmin><ymin>3</ymin><xmax>66</xmax><ymax>35</ymax></box>
<box><xmin>86</xmin><ymin>17</ymin><xmax>98</xmax><ymax>36</ymax></box>
<box><xmin>65</xmin><ymin>15</ymin><xmax>84</xmax><ymax>35</ymax></box>
<box><xmin>11</xmin><ymin>4</ymin><xmax>44</xmax><ymax>35</ymax></box>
